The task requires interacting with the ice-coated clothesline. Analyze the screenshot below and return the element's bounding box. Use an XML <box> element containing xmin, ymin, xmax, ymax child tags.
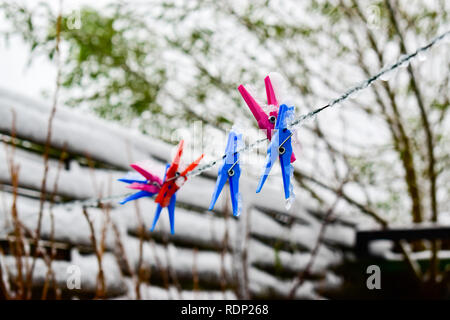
<box><xmin>188</xmin><ymin>30</ymin><xmax>450</xmax><ymax>177</ymax></box>
<box><xmin>56</xmin><ymin>29</ymin><xmax>450</xmax><ymax>209</ymax></box>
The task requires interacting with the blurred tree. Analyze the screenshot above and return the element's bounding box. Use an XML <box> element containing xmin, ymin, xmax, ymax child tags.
<box><xmin>1</xmin><ymin>0</ymin><xmax>450</xmax><ymax>284</ymax></box>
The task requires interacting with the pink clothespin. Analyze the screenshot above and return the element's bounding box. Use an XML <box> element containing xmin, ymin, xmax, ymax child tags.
<box><xmin>238</xmin><ymin>75</ymin><xmax>296</xmax><ymax>163</ymax></box>
<box><xmin>118</xmin><ymin>142</ymin><xmax>204</xmax><ymax>234</ymax></box>
<box><xmin>118</xmin><ymin>162</ymin><xmax>163</xmax><ymax>204</ymax></box>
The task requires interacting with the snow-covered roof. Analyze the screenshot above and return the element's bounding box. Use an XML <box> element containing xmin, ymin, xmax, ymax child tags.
<box><xmin>0</xmin><ymin>88</ymin><xmax>355</xmax><ymax>299</ymax></box>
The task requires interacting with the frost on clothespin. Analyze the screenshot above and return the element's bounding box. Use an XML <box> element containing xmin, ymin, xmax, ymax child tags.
<box><xmin>117</xmin><ymin>162</ymin><xmax>163</xmax><ymax>204</ymax></box>
<box><xmin>238</xmin><ymin>73</ymin><xmax>296</xmax><ymax>163</ymax></box>
<box><xmin>256</xmin><ymin>104</ymin><xmax>295</xmax><ymax>202</ymax></box>
<box><xmin>119</xmin><ymin>140</ymin><xmax>204</xmax><ymax>235</ymax></box>
<box><xmin>285</xmin><ymin>164</ymin><xmax>296</xmax><ymax>210</ymax></box>
<box><xmin>209</xmin><ymin>129</ymin><xmax>243</xmax><ymax>217</ymax></box>
<box><xmin>153</xmin><ymin>140</ymin><xmax>204</xmax><ymax>234</ymax></box>
<box><xmin>236</xmin><ymin>192</ymin><xmax>243</xmax><ymax>217</ymax></box>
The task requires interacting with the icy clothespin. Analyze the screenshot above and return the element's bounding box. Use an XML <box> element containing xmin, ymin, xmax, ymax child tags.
<box><xmin>153</xmin><ymin>140</ymin><xmax>204</xmax><ymax>234</ymax></box>
<box><xmin>208</xmin><ymin>130</ymin><xmax>243</xmax><ymax>217</ymax></box>
<box><xmin>238</xmin><ymin>75</ymin><xmax>296</xmax><ymax>163</ymax></box>
<box><xmin>119</xmin><ymin>140</ymin><xmax>204</xmax><ymax>234</ymax></box>
<box><xmin>256</xmin><ymin>104</ymin><xmax>295</xmax><ymax>200</ymax></box>
<box><xmin>151</xmin><ymin>164</ymin><xmax>176</xmax><ymax>235</ymax></box>
<box><xmin>118</xmin><ymin>163</ymin><xmax>163</xmax><ymax>204</ymax></box>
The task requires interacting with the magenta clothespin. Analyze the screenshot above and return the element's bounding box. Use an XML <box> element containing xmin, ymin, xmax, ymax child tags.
<box><xmin>238</xmin><ymin>82</ymin><xmax>273</xmax><ymax>140</ymax></box>
<box><xmin>238</xmin><ymin>75</ymin><xmax>296</xmax><ymax>163</ymax></box>
<box><xmin>118</xmin><ymin>162</ymin><xmax>163</xmax><ymax>204</ymax></box>
<box><xmin>130</xmin><ymin>163</ymin><xmax>163</xmax><ymax>186</ymax></box>
<box><xmin>265</xmin><ymin>75</ymin><xmax>278</xmax><ymax>107</ymax></box>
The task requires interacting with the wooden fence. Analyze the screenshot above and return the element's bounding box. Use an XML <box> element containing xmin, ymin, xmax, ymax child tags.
<box><xmin>0</xmin><ymin>88</ymin><xmax>355</xmax><ymax>299</ymax></box>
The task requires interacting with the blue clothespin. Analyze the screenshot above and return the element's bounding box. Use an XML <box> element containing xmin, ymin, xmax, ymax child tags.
<box><xmin>118</xmin><ymin>171</ymin><xmax>161</xmax><ymax>205</ymax></box>
<box><xmin>256</xmin><ymin>104</ymin><xmax>294</xmax><ymax>199</ymax></box>
<box><xmin>151</xmin><ymin>164</ymin><xmax>177</xmax><ymax>234</ymax></box>
<box><xmin>209</xmin><ymin>130</ymin><xmax>243</xmax><ymax>216</ymax></box>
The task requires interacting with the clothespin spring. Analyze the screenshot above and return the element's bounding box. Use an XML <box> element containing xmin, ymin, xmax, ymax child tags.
<box><xmin>227</xmin><ymin>158</ymin><xmax>240</xmax><ymax>176</ymax></box>
<box><xmin>165</xmin><ymin>172</ymin><xmax>181</xmax><ymax>182</ymax></box>
<box><xmin>147</xmin><ymin>181</ymin><xmax>162</xmax><ymax>188</ymax></box>
<box><xmin>278</xmin><ymin>131</ymin><xmax>294</xmax><ymax>155</ymax></box>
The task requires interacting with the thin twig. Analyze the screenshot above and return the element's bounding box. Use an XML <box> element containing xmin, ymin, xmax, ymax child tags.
<box><xmin>133</xmin><ymin>200</ymin><xmax>144</xmax><ymax>300</ymax></box>
<box><xmin>162</xmin><ymin>234</ymin><xmax>183</xmax><ymax>299</ymax></box>
<box><xmin>26</xmin><ymin>0</ymin><xmax>63</xmax><ymax>299</ymax></box>
<box><xmin>384</xmin><ymin>0</ymin><xmax>440</xmax><ymax>282</ymax></box>
<box><xmin>5</xmin><ymin>111</ymin><xmax>25</xmax><ymax>298</ymax></box>
<box><xmin>288</xmin><ymin>186</ymin><xmax>343</xmax><ymax>299</ymax></box>
<box><xmin>149</xmin><ymin>239</ymin><xmax>171</xmax><ymax>296</ymax></box>
<box><xmin>192</xmin><ymin>247</ymin><xmax>199</xmax><ymax>298</ymax></box>
<box><xmin>0</xmin><ymin>247</ymin><xmax>11</xmax><ymax>299</ymax></box>
<box><xmin>41</xmin><ymin>144</ymin><xmax>67</xmax><ymax>300</ymax></box>
<box><xmin>82</xmin><ymin>207</ymin><xmax>106</xmax><ymax>299</ymax></box>
<box><xmin>219</xmin><ymin>192</ymin><xmax>231</xmax><ymax>298</ymax></box>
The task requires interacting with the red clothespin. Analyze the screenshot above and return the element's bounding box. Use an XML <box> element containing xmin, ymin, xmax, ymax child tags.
<box><xmin>155</xmin><ymin>140</ymin><xmax>204</xmax><ymax>208</ymax></box>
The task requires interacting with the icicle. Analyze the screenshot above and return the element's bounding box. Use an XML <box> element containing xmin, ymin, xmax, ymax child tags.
<box><xmin>285</xmin><ymin>164</ymin><xmax>295</xmax><ymax>210</ymax></box>
<box><xmin>236</xmin><ymin>193</ymin><xmax>243</xmax><ymax>217</ymax></box>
